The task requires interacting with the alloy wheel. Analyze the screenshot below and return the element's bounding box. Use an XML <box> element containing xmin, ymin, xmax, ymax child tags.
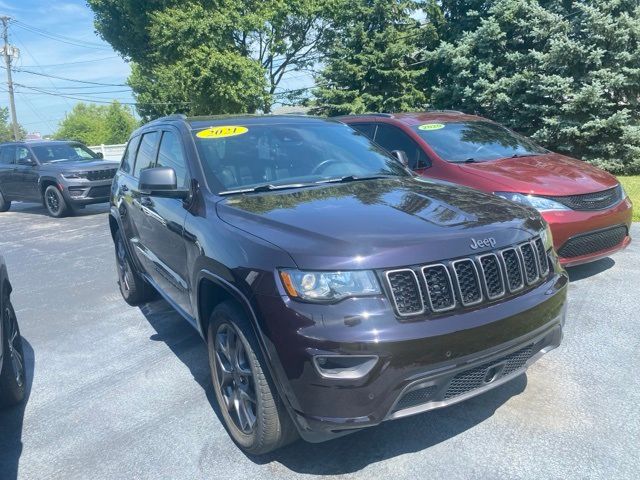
<box><xmin>46</xmin><ymin>190</ymin><xmax>60</xmax><ymax>214</ymax></box>
<box><xmin>4</xmin><ymin>305</ymin><xmax>24</xmax><ymax>388</ymax></box>
<box><xmin>116</xmin><ymin>238</ymin><xmax>131</xmax><ymax>292</ymax></box>
<box><xmin>214</xmin><ymin>323</ymin><xmax>258</xmax><ymax>434</ymax></box>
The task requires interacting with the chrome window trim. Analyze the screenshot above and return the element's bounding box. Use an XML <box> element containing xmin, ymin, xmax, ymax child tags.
<box><xmin>385</xmin><ymin>268</ymin><xmax>426</xmax><ymax>317</ymax></box>
<box><xmin>420</xmin><ymin>264</ymin><xmax>456</xmax><ymax>312</ymax></box>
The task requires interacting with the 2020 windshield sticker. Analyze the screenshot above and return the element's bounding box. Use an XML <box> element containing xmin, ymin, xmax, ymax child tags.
<box><xmin>418</xmin><ymin>123</ymin><xmax>445</xmax><ymax>131</ymax></box>
<box><xmin>196</xmin><ymin>126</ymin><xmax>248</xmax><ymax>139</ymax></box>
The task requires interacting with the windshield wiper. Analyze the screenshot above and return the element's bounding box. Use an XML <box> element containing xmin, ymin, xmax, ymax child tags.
<box><xmin>505</xmin><ymin>153</ymin><xmax>540</xmax><ymax>159</ymax></box>
<box><xmin>450</xmin><ymin>158</ymin><xmax>478</xmax><ymax>164</ymax></box>
<box><xmin>316</xmin><ymin>174</ymin><xmax>394</xmax><ymax>184</ymax></box>
<box><xmin>219</xmin><ymin>183</ymin><xmax>315</xmax><ymax>195</ymax></box>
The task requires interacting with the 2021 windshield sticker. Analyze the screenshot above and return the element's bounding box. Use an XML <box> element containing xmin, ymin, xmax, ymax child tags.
<box><xmin>196</xmin><ymin>126</ymin><xmax>248</xmax><ymax>139</ymax></box>
<box><xmin>418</xmin><ymin>123</ymin><xmax>445</xmax><ymax>131</ymax></box>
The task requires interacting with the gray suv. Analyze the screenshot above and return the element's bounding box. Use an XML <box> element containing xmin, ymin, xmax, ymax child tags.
<box><xmin>0</xmin><ymin>140</ymin><xmax>119</xmax><ymax>217</ymax></box>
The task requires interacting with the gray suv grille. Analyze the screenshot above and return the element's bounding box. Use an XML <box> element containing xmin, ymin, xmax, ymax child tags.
<box><xmin>385</xmin><ymin>237</ymin><xmax>550</xmax><ymax>317</ymax></box>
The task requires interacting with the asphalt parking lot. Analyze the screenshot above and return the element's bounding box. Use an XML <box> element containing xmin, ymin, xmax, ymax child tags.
<box><xmin>0</xmin><ymin>202</ymin><xmax>638</xmax><ymax>480</ymax></box>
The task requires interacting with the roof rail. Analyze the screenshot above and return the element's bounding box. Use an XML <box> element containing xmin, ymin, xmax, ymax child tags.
<box><xmin>152</xmin><ymin>113</ymin><xmax>187</xmax><ymax>123</ymax></box>
<box><xmin>426</xmin><ymin>109</ymin><xmax>464</xmax><ymax>114</ymax></box>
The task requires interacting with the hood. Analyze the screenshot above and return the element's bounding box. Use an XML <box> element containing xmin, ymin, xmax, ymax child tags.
<box><xmin>458</xmin><ymin>153</ymin><xmax>618</xmax><ymax>196</ymax></box>
<box><xmin>216</xmin><ymin>177</ymin><xmax>545</xmax><ymax>270</ymax></box>
<box><xmin>44</xmin><ymin>159</ymin><xmax>119</xmax><ymax>172</ymax></box>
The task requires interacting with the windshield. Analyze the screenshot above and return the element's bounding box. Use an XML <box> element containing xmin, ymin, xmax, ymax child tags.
<box><xmin>193</xmin><ymin>121</ymin><xmax>410</xmax><ymax>194</ymax></box>
<box><xmin>32</xmin><ymin>143</ymin><xmax>99</xmax><ymax>163</ymax></box>
<box><xmin>413</xmin><ymin>121</ymin><xmax>547</xmax><ymax>163</ymax></box>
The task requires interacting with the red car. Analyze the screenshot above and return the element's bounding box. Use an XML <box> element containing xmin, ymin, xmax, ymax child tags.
<box><xmin>340</xmin><ymin>112</ymin><xmax>633</xmax><ymax>267</ymax></box>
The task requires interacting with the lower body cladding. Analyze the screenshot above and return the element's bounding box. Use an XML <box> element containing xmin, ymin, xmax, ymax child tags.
<box><xmin>61</xmin><ymin>179</ymin><xmax>113</xmax><ymax>206</ymax></box>
<box><xmin>254</xmin><ymin>272</ymin><xmax>568</xmax><ymax>443</ymax></box>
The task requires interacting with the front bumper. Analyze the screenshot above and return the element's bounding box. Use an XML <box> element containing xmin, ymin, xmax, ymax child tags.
<box><xmin>59</xmin><ymin>178</ymin><xmax>113</xmax><ymax>206</ymax></box>
<box><xmin>254</xmin><ymin>270</ymin><xmax>568</xmax><ymax>443</ymax></box>
<box><xmin>544</xmin><ymin>197</ymin><xmax>633</xmax><ymax>266</ymax></box>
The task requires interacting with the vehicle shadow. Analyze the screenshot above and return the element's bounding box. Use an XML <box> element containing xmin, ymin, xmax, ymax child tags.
<box><xmin>8</xmin><ymin>202</ymin><xmax>109</xmax><ymax>217</ymax></box>
<box><xmin>138</xmin><ymin>299</ymin><xmax>526</xmax><ymax>474</ymax></box>
<box><xmin>0</xmin><ymin>339</ymin><xmax>35</xmax><ymax>480</ymax></box>
<box><xmin>566</xmin><ymin>257</ymin><xmax>615</xmax><ymax>282</ymax></box>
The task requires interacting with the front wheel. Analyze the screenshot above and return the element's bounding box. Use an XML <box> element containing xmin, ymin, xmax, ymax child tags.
<box><xmin>0</xmin><ymin>295</ymin><xmax>26</xmax><ymax>407</ymax></box>
<box><xmin>208</xmin><ymin>301</ymin><xmax>298</xmax><ymax>454</ymax></box>
<box><xmin>44</xmin><ymin>185</ymin><xmax>70</xmax><ymax>218</ymax></box>
<box><xmin>114</xmin><ymin>231</ymin><xmax>155</xmax><ymax>306</ymax></box>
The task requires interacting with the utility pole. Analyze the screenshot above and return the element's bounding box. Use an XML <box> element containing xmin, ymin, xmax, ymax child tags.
<box><xmin>1</xmin><ymin>15</ymin><xmax>19</xmax><ymax>141</ymax></box>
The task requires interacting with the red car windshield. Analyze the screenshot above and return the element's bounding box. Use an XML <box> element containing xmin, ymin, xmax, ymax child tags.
<box><xmin>413</xmin><ymin>121</ymin><xmax>547</xmax><ymax>163</ymax></box>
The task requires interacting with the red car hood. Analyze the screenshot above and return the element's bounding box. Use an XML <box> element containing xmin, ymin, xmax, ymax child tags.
<box><xmin>458</xmin><ymin>153</ymin><xmax>619</xmax><ymax>196</ymax></box>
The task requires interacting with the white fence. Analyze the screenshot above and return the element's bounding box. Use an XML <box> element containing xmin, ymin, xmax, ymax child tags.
<box><xmin>89</xmin><ymin>143</ymin><xmax>126</xmax><ymax>161</ymax></box>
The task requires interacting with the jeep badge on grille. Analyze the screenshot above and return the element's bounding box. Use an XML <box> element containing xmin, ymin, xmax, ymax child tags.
<box><xmin>470</xmin><ymin>237</ymin><xmax>497</xmax><ymax>250</ymax></box>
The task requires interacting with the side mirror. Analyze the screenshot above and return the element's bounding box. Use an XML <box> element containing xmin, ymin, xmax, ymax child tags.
<box><xmin>18</xmin><ymin>157</ymin><xmax>36</xmax><ymax>166</ymax></box>
<box><xmin>96</xmin><ymin>152</ymin><xmax>104</xmax><ymax>159</ymax></box>
<box><xmin>138</xmin><ymin>167</ymin><xmax>189</xmax><ymax>199</ymax></box>
<box><xmin>391</xmin><ymin>150</ymin><xmax>409</xmax><ymax>167</ymax></box>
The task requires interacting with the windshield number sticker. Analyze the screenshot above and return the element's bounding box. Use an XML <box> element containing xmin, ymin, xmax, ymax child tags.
<box><xmin>196</xmin><ymin>126</ymin><xmax>248</xmax><ymax>139</ymax></box>
<box><xmin>418</xmin><ymin>123</ymin><xmax>445</xmax><ymax>131</ymax></box>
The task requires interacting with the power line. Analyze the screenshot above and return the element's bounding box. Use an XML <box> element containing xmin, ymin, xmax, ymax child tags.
<box><xmin>6</xmin><ymin>66</ymin><xmax>128</xmax><ymax>86</ymax></box>
<box><xmin>15</xmin><ymin>84</ymin><xmax>132</xmax><ymax>96</ymax></box>
<box><xmin>18</xmin><ymin>56</ymin><xmax>120</xmax><ymax>68</ymax></box>
<box><xmin>12</xmin><ymin>20</ymin><xmax>113</xmax><ymax>51</ymax></box>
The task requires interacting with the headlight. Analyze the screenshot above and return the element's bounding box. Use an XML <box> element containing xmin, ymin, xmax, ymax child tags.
<box><xmin>279</xmin><ymin>269</ymin><xmax>381</xmax><ymax>302</ymax></box>
<box><xmin>61</xmin><ymin>171</ymin><xmax>88</xmax><ymax>180</ymax></box>
<box><xmin>494</xmin><ymin>192</ymin><xmax>570</xmax><ymax>212</ymax></box>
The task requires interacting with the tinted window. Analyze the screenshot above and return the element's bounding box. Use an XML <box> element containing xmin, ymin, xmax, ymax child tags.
<box><xmin>120</xmin><ymin>136</ymin><xmax>140</xmax><ymax>174</ymax></box>
<box><xmin>0</xmin><ymin>146</ymin><xmax>15</xmax><ymax>165</ymax></box>
<box><xmin>350</xmin><ymin>123</ymin><xmax>377</xmax><ymax>139</ymax></box>
<box><xmin>193</xmin><ymin>122</ymin><xmax>409</xmax><ymax>193</ymax></box>
<box><xmin>412</xmin><ymin>121</ymin><xmax>547</xmax><ymax>163</ymax></box>
<box><xmin>16</xmin><ymin>147</ymin><xmax>32</xmax><ymax>163</ymax></box>
<box><xmin>133</xmin><ymin>131</ymin><xmax>159</xmax><ymax>178</ymax></box>
<box><xmin>374</xmin><ymin>124</ymin><xmax>431</xmax><ymax>169</ymax></box>
<box><xmin>157</xmin><ymin>131</ymin><xmax>188</xmax><ymax>188</ymax></box>
<box><xmin>31</xmin><ymin>143</ymin><xmax>99</xmax><ymax>163</ymax></box>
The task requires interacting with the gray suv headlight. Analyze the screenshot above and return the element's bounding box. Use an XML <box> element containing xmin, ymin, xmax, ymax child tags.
<box><xmin>279</xmin><ymin>269</ymin><xmax>381</xmax><ymax>302</ymax></box>
<box><xmin>61</xmin><ymin>171</ymin><xmax>88</xmax><ymax>180</ymax></box>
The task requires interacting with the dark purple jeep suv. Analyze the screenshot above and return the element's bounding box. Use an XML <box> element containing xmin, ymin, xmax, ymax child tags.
<box><xmin>110</xmin><ymin>114</ymin><xmax>567</xmax><ymax>454</ymax></box>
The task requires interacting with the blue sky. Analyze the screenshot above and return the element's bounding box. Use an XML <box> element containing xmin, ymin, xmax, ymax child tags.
<box><xmin>0</xmin><ymin>0</ymin><xmax>313</xmax><ymax>137</ymax></box>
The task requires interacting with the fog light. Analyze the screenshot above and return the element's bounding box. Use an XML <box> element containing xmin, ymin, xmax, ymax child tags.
<box><xmin>313</xmin><ymin>355</ymin><xmax>378</xmax><ymax>379</ymax></box>
<box><xmin>68</xmin><ymin>188</ymin><xmax>85</xmax><ymax>198</ymax></box>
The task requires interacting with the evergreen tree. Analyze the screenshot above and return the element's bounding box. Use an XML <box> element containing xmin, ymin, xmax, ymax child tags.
<box><xmin>0</xmin><ymin>108</ymin><xmax>26</xmax><ymax>142</ymax></box>
<box><xmin>312</xmin><ymin>0</ymin><xmax>439</xmax><ymax>115</ymax></box>
<box><xmin>424</xmin><ymin>0</ymin><xmax>640</xmax><ymax>174</ymax></box>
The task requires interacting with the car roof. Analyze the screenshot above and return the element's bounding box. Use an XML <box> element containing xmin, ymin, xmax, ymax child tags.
<box><xmin>0</xmin><ymin>140</ymin><xmax>82</xmax><ymax>146</ymax></box>
<box><xmin>338</xmin><ymin>111</ymin><xmax>489</xmax><ymax>125</ymax></box>
<box><xmin>140</xmin><ymin>114</ymin><xmax>340</xmax><ymax>132</ymax></box>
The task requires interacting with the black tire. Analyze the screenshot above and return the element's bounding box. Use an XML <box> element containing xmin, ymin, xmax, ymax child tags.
<box><xmin>0</xmin><ymin>294</ymin><xmax>25</xmax><ymax>407</ymax></box>
<box><xmin>0</xmin><ymin>189</ymin><xmax>10</xmax><ymax>212</ymax></box>
<box><xmin>208</xmin><ymin>301</ymin><xmax>298</xmax><ymax>454</ymax></box>
<box><xmin>114</xmin><ymin>230</ymin><xmax>156</xmax><ymax>306</ymax></box>
<box><xmin>44</xmin><ymin>185</ymin><xmax>71</xmax><ymax>218</ymax></box>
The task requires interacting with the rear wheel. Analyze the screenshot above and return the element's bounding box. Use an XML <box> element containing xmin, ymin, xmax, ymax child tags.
<box><xmin>114</xmin><ymin>231</ymin><xmax>155</xmax><ymax>306</ymax></box>
<box><xmin>44</xmin><ymin>185</ymin><xmax>70</xmax><ymax>218</ymax></box>
<box><xmin>0</xmin><ymin>190</ymin><xmax>10</xmax><ymax>212</ymax></box>
<box><xmin>0</xmin><ymin>294</ymin><xmax>25</xmax><ymax>407</ymax></box>
<box><xmin>207</xmin><ymin>301</ymin><xmax>298</xmax><ymax>454</ymax></box>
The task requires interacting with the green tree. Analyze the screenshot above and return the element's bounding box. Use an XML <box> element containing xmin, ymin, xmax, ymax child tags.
<box><xmin>87</xmin><ymin>0</ymin><xmax>329</xmax><ymax>117</ymax></box>
<box><xmin>312</xmin><ymin>0</ymin><xmax>439</xmax><ymax>116</ymax></box>
<box><xmin>423</xmin><ymin>0</ymin><xmax>640</xmax><ymax>174</ymax></box>
<box><xmin>104</xmin><ymin>101</ymin><xmax>139</xmax><ymax>143</ymax></box>
<box><xmin>54</xmin><ymin>101</ymin><xmax>137</xmax><ymax>145</ymax></box>
<box><xmin>0</xmin><ymin>107</ymin><xmax>26</xmax><ymax>142</ymax></box>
